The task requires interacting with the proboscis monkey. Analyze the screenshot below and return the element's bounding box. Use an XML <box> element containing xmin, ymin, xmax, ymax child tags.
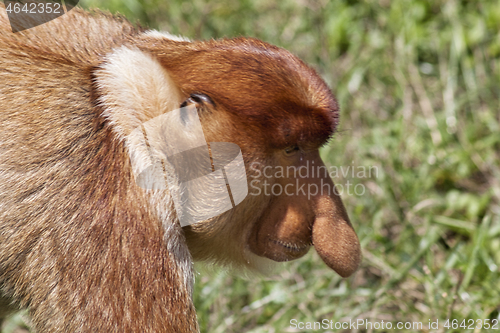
<box><xmin>0</xmin><ymin>6</ymin><xmax>361</xmax><ymax>332</ymax></box>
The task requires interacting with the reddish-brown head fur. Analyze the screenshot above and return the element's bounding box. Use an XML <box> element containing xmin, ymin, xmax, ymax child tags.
<box><xmin>139</xmin><ymin>37</ymin><xmax>338</xmax><ymax>151</ymax></box>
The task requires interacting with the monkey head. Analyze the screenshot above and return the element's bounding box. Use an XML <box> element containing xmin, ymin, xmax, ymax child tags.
<box><xmin>108</xmin><ymin>35</ymin><xmax>362</xmax><ymax>277</ymax></box>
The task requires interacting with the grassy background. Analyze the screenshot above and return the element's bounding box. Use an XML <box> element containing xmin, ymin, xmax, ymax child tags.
<box><xmin>3</xmin><ymin>0</ymin><xmax>500</xmax><ymax>332</ymax></box>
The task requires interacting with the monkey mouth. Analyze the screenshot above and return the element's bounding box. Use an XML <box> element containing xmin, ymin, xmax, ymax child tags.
<box><xmin>269</xmin><ymin>239</ymin><xmax>311</xmax><ymax>260</ymax></box>
<box><xmin>272</xmin><ymin>239</ymin><xmax>310</xmax><ymax>252</ymax></box>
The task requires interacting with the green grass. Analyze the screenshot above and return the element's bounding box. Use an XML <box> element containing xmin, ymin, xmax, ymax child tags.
<box><xmin>3</xmin><ymin>0</ymin><xmax>500</xmax><ymax>332</ymax></box>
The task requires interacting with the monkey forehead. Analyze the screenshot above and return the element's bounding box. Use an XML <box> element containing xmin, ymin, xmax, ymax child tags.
<box><xmin>151</xmin><ymin>37</ymin><xmax>339</xmax><ymax>147</ymax></box>
<box><xmin>209</xmin><ymin>38</ymin><xmax>339</xmax><ymax>148</ymax></box>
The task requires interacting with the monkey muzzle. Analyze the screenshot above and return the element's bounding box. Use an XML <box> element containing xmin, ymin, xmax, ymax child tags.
<box><xmin>248</xmin><ymin>153</ymin><xmax>361</xmax><ymax>278</ymax></box>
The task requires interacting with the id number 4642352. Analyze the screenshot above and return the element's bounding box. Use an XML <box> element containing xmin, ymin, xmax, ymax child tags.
<box><xmin>445</xmin><ymin>319</ymin><xmax>499</xmax><ymax>330</ymax></box>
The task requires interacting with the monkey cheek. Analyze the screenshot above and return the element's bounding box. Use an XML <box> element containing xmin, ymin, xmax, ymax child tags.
<box><xmin>312</xmin><ymin>216</ymin><xmax>362</xmax><ymax>278</ymax></box>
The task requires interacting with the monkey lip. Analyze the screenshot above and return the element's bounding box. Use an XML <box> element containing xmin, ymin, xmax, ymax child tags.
<box><xmin>268</xmin><ymin>239</ymin><xmax>311</xmax><ymax>261</ymax></box>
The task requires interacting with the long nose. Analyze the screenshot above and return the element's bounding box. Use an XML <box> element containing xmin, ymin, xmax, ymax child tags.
<box><xmin>247</xmin><ymin>151</ymin><xmax>361</xmax><ymax>277</ymax></box>
<box><xmin>304</xmin><ymin>152</ymin><xmax>361</xmax><ymax>277</ymax></box>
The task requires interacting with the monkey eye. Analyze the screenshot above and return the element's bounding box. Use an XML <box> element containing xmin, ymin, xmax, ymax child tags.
<box><xmin>180</xmin><ymin>93</ymin><xmax>215</xmax><ymax>109</ymax></box>
<box><xmin>283</xmin><ymin>145</ymin><xmax>300</xmax><ymax>156</ymax></box>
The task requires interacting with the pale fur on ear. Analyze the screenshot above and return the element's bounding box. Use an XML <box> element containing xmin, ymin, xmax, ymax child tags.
<box><xmin>95</xmin><ymin>46</ymin><xmax>183</xmax><ymax>141</ymax></box>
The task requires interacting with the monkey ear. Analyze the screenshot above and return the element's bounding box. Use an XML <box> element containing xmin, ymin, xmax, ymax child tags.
<box><xmin>94</xmin><ymin>46</ymin><xmax>183</xmax><ymax>141</ymax></box>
